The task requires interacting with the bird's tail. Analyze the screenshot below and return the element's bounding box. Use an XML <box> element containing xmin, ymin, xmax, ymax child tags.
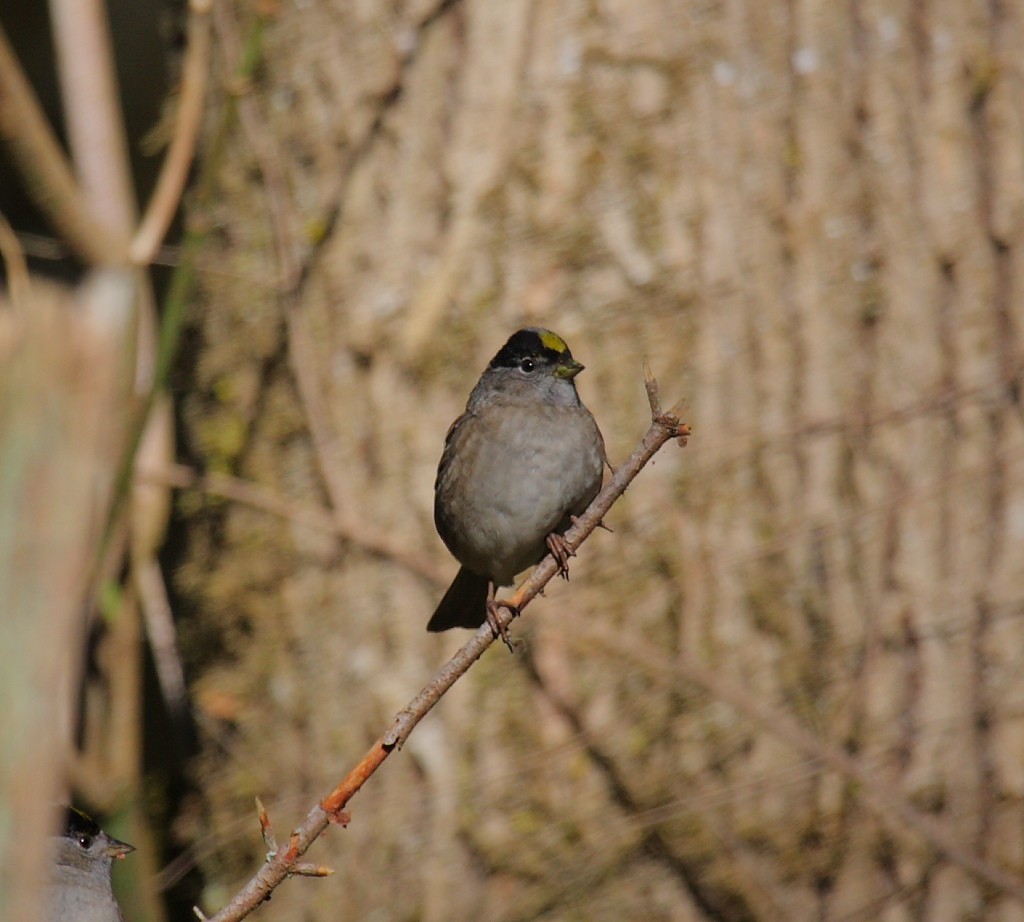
<box><xmin>427</xmin><ymin>566</ymin><xmax>489</xmax><ymax>631</ymax></box>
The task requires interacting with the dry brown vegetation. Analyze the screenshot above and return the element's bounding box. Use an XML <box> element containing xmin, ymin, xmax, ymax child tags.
<box><xmin>3</xmin><ymin>0</ymin><xmax>1024</xmax><ymax>920</ymax></box>
<box><xmin>169</xmin><ymin>1</ymin><xmax>1024</xmax><ymax>919</ymax></box>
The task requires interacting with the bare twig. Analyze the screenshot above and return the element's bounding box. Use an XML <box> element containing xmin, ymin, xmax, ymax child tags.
<box><xmin>382</xmin><ymin>394</ymin><xmax>688</xmax><ymax>749</ymax></box>
<box><xmin>291</xmin><ymin>863</ymin><xmax>334</xmax><ymax>878</ymax></box>
<box><xmin>643</xmin><ymin>357</ymin><xmax>663</xmax><ymax>416</ymax></box>
<box><xmin>131</xmin><ymin>0</ymin><xmax>213</xmax><ymax>264</ymax></box>
<box><xmin>204</xmin><ymin>375</ymin><xmax>688</xmax><ymax>921</ymax></box>
<box><xmin>136</xmin><ymin>557</ymin><xmax>188</xmax><ymax>720</ymax></box>
<box><xmin>0</xmin><ymin>24</ymin><xmax>122</xmax><ymax>264</ymax></box>
<box><xmin>253</xmin><ymin>796</ymin><xmax>338</xmax><ymax>878</ymax></box>
<box><xmin>48</xmin><ymin>0</ymin><xmax>136</xmax><ymax>243</ymax></box>
<box><xmin>255</xmin><ymin>797</ymin><xmax>276</xmax><ymax>856</ymax></box>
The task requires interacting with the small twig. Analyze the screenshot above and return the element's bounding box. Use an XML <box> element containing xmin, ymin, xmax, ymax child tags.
<box><xmin>136</xmin><ymin>556</ymin><xmax>188</xmax><ymax>722</ymax></box>
<box><xmin>382</xmin><ymin>386</ymin><xmax>688</xmax><ymax>749</ymax></box>
<box><xmin>255</xmin><ymin>797</ymin><xmax>276</xmax><ymax>856</ymax></box>
<box><xmin>131</xmin><ymin>0</ymin><xmax>213</xmax><ymax>264</ymax></box>
<box><xmin>643</xmin><ymin>357</ymin><xmax>662</xmax><ymax>417</ymax></box>
<box><xmin>204</xmin><ymin>372</ymin><xmax>688</xmax><ymax>921</ymax></box>
<box><xmin>254</xmin><ymin>799</ymin><xmax>335</xmax><ymax>879</ymax></box>
<box><xmin>291</xmin><ymin>863</ymin><xmax>335</xmax><ymax>878</ymax></box>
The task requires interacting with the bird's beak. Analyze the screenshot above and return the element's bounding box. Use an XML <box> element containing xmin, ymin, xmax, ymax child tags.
<box><xmin>104</xmin><ymin>837</ymin><xmax>135</xmax><ymax>860</ymax></box>
<box><xmin>555</xmin><ymin>359</ymin><xmax>584</xmax><ymax>379</ymax></box>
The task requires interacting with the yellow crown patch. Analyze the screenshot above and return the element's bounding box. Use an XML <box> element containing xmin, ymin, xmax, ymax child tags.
<box><xmin>538</xmin><ymin>330</ymin><xmax>569</xmax><ymax>354</ymax></box>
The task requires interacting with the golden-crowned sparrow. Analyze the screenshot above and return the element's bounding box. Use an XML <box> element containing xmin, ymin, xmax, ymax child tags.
<box><xmin>429</xmin><ymin>328</ymin><xmax>605</xmax><ymax>642</ymax></box>
<box><xmin>46</xmin><ymin>806</ymin><xmax>134</xmax><ymax>922</ymax></box>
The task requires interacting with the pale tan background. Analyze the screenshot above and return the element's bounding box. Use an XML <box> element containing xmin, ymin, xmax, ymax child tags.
<box><xmin>173</xmin><ymin>0</ymin><xmax>1024</xmax><ymax>918</ymax></box>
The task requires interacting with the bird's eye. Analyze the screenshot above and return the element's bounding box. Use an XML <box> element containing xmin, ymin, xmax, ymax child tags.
<box><xmin>77</xmin><ymin>834</ymin><xmax>93</xmax><ymax>849</ymax></box>
<box><xmin>519</xmin><ymin>358</ymin><xmax>535</xmax><ymax>373</ymax></box>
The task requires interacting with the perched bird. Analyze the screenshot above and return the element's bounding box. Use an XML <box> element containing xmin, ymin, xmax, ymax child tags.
<box><xmin>430</xmin><ymin>328</ymin><xmax>605</xmax><ymax>644</ymax></box>
<box><xmin>45</xmin><ymin>806</ymin><xmax>134</xmax><ymax>922</ymax></box>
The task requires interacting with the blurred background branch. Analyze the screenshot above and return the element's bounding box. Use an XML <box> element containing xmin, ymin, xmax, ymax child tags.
<box><xmin>0</xmin><ymin>266</ymin><xmax>136</xmax><ymax>920</ymax></box>
<box><xmin>0</xmin><ymin>23</ymin><xmax>122</xmax><ymax>263</ymax></box>
<box><xmin>0</xmin><ymin>0</ymin><xmax>209</xmax><ymax>917</ymax></box>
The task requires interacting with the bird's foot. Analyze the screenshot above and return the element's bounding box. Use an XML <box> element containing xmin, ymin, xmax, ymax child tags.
<box><xmin>546</xmin><ymin>532</ymin><xmax>576</xmax><ymax>580</ymax></box>
<box><xmin>486</xmin><ymin>598</ymin><xmax>519</xmax><ymax>653</ymax></box>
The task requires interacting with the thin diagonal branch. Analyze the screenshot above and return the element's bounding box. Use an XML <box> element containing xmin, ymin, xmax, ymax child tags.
<box><xmin>0</xmin><ymin>23</ymin><xmax>122</xmax><ymax>264</ymax></box>
<box><xmin>204</xmin><ymin>375</ymin><xmax>689</xmax><ymax>921</ymax></box>
<box><xmin>130</xmin><ymin>0</ymin><xmax>213</xmax><ymax>264</ymax></box>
